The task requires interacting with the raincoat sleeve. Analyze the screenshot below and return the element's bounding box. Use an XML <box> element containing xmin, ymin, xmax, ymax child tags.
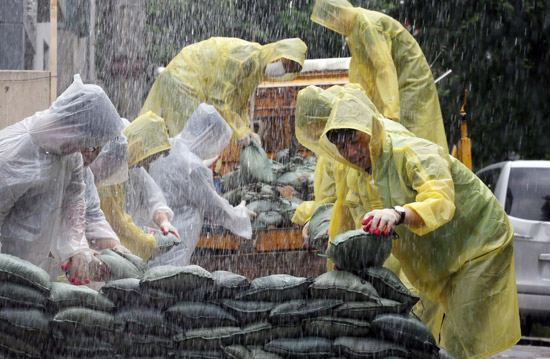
<box><xmin>84</xmin><ymin>168</ymin><xmax>120</xmax><ymax>243</ymax></box>
<box><xmin>54</xmin><ymin>154</ymin><xmax>90</xmax><ymax>262</ymax></box>
<box><xmin>400</xmin><ymin>143</ymin><xmax>456</xmax><ymax>235</ymax></box>
<box><xmin>97</xmin><ymin>183</ymin><xmax>157</xmax><ymax>261</ymax></box>
<box><xmin>292</xmin><ymin>156</ymin><xmax>337</xmax><ymax>225</ymax></box>
<box><xmin>356</xmin><ymin>16</ymin><xmax>401</xmax><ymax>121</ymax></box>
<box><xmin>124</xmin><ymin>167</ymin><xmax>174</xmax><ymax>229</ymax></box>
<box><xmin>188</xmin><ymin>166</ymin><xmax>252</xmax><ymax>239</ymax></box>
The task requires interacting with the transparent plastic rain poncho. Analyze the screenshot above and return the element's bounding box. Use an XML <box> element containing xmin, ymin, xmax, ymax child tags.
<box><xmin>140</xmin><ymin>37</ymin><xmax>307</xmax><ymax>138</ymax></box>
<box><xmin>96</xmin><ymin>112</ymin><xmax>173</xmax><ymax>261</ymax></box>
<box><xmin>311</xmin><ymin>0</ymin><xmax>448</xmax><ymax>149</ymax></box>
<box><xmin>89</xmin><ymin>132</ymin><xmax>129</xmax><ymax>186</ymax></box>
<box><xmin>0</xmin><ymin>75</ymin><xmax>123</xmax><ymax>277</ymax></box>
<box><xmin>317</xmin><ymin>91</ymin><xmax>520</xmax><ymax>358</ymax></box>
<box><xmin>148</xmin><ymin>103</ymin><xmax>252</xmax><ymax>267</ymax></box>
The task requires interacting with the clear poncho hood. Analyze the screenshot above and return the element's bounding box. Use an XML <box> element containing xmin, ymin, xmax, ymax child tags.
<box><xmin>89</xmin><ymin>132</ymin><xmax>129</xmax><ymax>186</ymax></box>
<box><xmin>175</xmin><ymin>103</ymin><xmax>232</xmax><ymax>160</ymax></box>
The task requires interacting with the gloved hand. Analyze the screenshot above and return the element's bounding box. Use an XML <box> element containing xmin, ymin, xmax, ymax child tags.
<box><xmin>237</xmin><ymin>200</ymin><xmax>257</xmax><ymax>220</ymax></box>
<box><xmin>237</xmin><ymin>132</ymin><xmax>262</xmax><ymax>147</ymax></box>
<box><xmin>159</xmin><ymin>221</ymin><xmax>181</xmax><ymax>240</ymax></box>
<box><xmin>362</xmin><ymin>208</ymin><xmax>400</xmax><ymax>235</ymax></box>
<box><xmin>88</xmin><ymin>250</ymin><xmax>111</xmax><ymax>281</ymax></box>
<box><xmin>61</xmin><ymin>250</ymin><xmax>93</xmax><ymax>285</ymax></box>
<box><xmin>203</xmin><ymin>154</ymin><xmax>222</xmax><ymax>170</ymax></box>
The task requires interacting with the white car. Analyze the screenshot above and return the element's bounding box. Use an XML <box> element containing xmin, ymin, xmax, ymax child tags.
<box><xmin>476</xmin><ymin>160</ymin><xmax>550</xmax><ymax>328</ymax></box>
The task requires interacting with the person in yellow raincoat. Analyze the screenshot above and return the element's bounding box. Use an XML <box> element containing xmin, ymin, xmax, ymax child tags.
<box><xmin>140</xmin><ymin>37</ymin><xmax>307</xmax><ymax>145</ymax></box>
<box><xmin>95</xmin><ymin>111</ymin><xmax>179</xmax><ymax>261</ymax></box>
<box><xmin>313</xmin><ymin>91</ymin><xmax>520</xmax><ymax>359</ymax></box>
<box><xmin>310</xmin><ymin>0</ymin><xmax>448</xmax><ymax>149</ymax></box>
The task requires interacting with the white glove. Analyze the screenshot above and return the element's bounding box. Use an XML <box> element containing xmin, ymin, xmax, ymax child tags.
<box><xmin>362</xmin><ymin>208</ymin><xmax>401</xmax><ymax>235</ymax></box>
<box><xmin>237</xmin><ymin>132</ymin><xmax>262</xmax><ymax>147</ymax></box>
<box><xmin>61</xmin><ymin>249</ymin><xmax>98</xmax><ymax>285</ymax></box>
<box><xmin>238</xmin><ymin>200</ymin><xmax>257</xmax><ymax>220</ymax></box>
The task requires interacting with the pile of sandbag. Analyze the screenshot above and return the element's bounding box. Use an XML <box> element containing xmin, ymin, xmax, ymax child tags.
<box><xmin>0</xmin><ymin>232</ymin><xmax>454</xmax><ymax>359</ymax></box>
<box><xmin>222</xmin><ymin>145</ymin><xmax>316</xmax><ymax>230</ymax></box>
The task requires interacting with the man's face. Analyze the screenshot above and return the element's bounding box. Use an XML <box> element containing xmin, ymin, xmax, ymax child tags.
<box><xmin>333</xmin><ymin>130</ymin><xmax>372</xmax><ymax>169</ymax></box>
<box><xmin>81</xmin><ymin>146</ymin><xmax>103</xmax><ymax>168</ymax></box>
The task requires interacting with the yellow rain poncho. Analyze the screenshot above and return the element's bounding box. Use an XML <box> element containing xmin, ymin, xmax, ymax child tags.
<box><xmin>318</xmin><ymin>93</ymin><xmax>520</xmax><ymax>359</ymax></box>
<box><xmin>311</xmin><ymin>0</ymin><xmax>448</xmax><ymax>149</ymax></box>
<box><xmin>141</xmin><ymin>37</ymin><xmax>307</xmax><ymax>138</ymax></box>
<box><xmin>97</xmin><ymin>111</ymin><xmax>172</xmax><ymax>260</ymax></box>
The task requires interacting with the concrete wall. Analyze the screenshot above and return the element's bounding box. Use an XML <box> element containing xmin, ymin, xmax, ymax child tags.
<box><xmin>0</xmin><ymin>71</ymin><xmax>51</xmax><ymax>129</ymax></box>
<box><xmin>0</xmin><ymin>0</ymin><xmax>25</xmax><ymax>70</ymax></box>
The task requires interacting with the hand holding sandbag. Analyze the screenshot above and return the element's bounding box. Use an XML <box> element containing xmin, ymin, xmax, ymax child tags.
<box><xmin>362</xmin><ymin>208</ymin><xmax>400</xmax><ymax>235</ymax></box>
<box><xmin>238</xmin><ymin>200</ymin><xmax>257</xmax><ymax>220</ymax></box>
<box><xmin>61</xmin><ymin>250</ymin><xmax>95</xmax><ymax>285</ymax></box>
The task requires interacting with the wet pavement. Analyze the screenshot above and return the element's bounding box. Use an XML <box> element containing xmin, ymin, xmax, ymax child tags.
<box><xmin>489</xmin><ymin>338</ymin><xmax>550</xmax><ymax>358</ymax></box>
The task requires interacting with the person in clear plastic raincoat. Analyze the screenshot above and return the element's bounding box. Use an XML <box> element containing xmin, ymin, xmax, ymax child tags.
<box><xmin>148</xmin><ymin>103</ymin><xmax>255</xmax><ymax>267</ymax></box>
<box><xmin>314</xmin><ymin>91</ymin><xmax>520</xmax><ymax>359</ymax></box>
<box><xmin>95</xmin><ymin>112</ymin><xmax>179</xmax><ymax>261</ymax></box>
<box><xmin>0</xmin><ymin>75</ymin><xmax>123</xmax><ymax>284</ymax></box>
<box><xmin>140</xmin><ymin>37</ymin><xmax>307</xmax><ymax>146</ymax></box>
<box><xmin>311</xmin><ymin>0</ymin><xmax>448</xmax><ymax>149</ymax></box>
<box><xmin>84</xmin><ymin>134</ymin><xmax>131</xmax><ymax>254</ymax></box>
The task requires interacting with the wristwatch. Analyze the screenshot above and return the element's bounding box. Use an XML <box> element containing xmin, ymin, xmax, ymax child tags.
<box><xmin>393</xmin><ymin>206</ymin><xmax>406</xmax><ymax>225</ymax></box>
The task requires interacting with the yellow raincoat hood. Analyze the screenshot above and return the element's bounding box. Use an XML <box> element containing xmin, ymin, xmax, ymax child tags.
<box><xmin>311</xmin><ymin>0</ymin><xmax>356</xmax><ymax>35</ymax></box>
<box><xmin>140</xmin><ymin>37</ymin><xmax>307</xmax><ymax>138</ymax></box>
<box><xmin>124</xmin><ymin>111</ymin><xmax>171</xmax><ymax>167</ymax></box>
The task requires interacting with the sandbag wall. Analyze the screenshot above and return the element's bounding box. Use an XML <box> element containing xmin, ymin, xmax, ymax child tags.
<box><xmin>222</xmin><ymin>146</ymin><xmax>316</xmax><ymax>230</ymax></box>
<box><xmin>0</xmin><ymin>250</ymin><xmax>453</xmax><ymax>359</ymax></box>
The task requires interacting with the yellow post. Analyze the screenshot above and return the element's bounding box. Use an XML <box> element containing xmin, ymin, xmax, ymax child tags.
<box><xmin>50</xmin><ymin>0</ymin><xmax>58</xmax><ymax>104</ymax></box>
<box><xmin>457</xmin><ymin>89</ymin><xmax>472</xmax><ymax>170</ymax></box>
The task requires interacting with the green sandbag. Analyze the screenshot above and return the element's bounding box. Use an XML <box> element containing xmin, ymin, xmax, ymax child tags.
<box><xmin>222</xmin><ymin>169</ymin><xmax>244</xmax><ymax>193</ymax></box>
<box><xmin>0</xmin><ymin>332</ymin><xmax>42</xmax><ymax>359</ymax></box>
<box><xmin>234</xmin><ymin>321</ymin><xmax>303</xmax><ymax>346</ymax></box>
<box><xmin>240</xmin><ymin>139</ymin><xmax>273</xmax><ymax>184</ymax></box>
<box><xmin>223</xmin><ymin>345</ymin><xmax>253</xmax><ymax>359</ymax></box>
<box><xmin>219</xmin><ymin>300</ymin><xmax>278</xmax><ymax>324</ymax></box>
<box><xmin>211</xmin><ymin>271</ymin><xmax>251</xmax><ymax>299</ymax></box>
<box><xmin>309</xmin><ymin>271</ymin><xmax>380</xmax><ymax>302</ymax></box>
<box><xmin>333</xmin><ymin>299</ymin><xmax>403</xmax><ymax>320</ymax></box>
<box><xmin>0</xmin><ymin>309</ymin><xmax>50</xmax><ymax>345</ymax></box>
<box><xmin>51</xmin><ymin>307</ymin><xmax>114</xmax><ymax>336</ymax></box>
<box><xmin>100</xmin><ymin>278</ymin><xmax>146</xmax><ymax>308</ymax></box>
<box><xmin>236</xmin><ymin>274</ymin><xmax>313</xmax><ymax>302</ymax></box>
<box><xmin>264</xmin><ymin>337</ymin><xmax>333</xmax><ymax>359</ymax></box>
<box><xmin>114</xmin><ymin>306</ymin><xmax>182</xmax><ymax>336</ymax></box>
<box><xmin>361</xmin><ymin>267</ymin><xmax>419</xmax><ymax>312</ymax></box>
<box><xmin>169</xmin><ymin>349</ymin><xmax>225</xmax><ymax>359</ymax></box>
<box><xmin>173</xmin><ymin>326</ymin><xmax>242</xmax><ymax>350</ymax></box>
<box><xmin>308</xmin><ymin>203</ymin><xmax>333</xmax><ymax>252</ymax></box>
<box><xmin>276</xmin><ymin>169</ymin><xmax>314</xmax><ymax>190</ymax></box>
<box><xmin>279</xmin><ymin>198</ymin><xmax>301</xmax><ymax>222</ymax></box>
<box><xmin>48</xmin><ymin>282</ymin><xmax>116</xmax><ymax>312</ymax></box>
<box><xmin>332</xmin><ymin>337</ymin><xmax>410</xmax><ymax>359</ymax></box>
<box><xmin>50</xmin><ymin>333</ymin><xmax>115</xmax><ymax>358</ymax></box>
<box><xmin>371</xmin><ymin>314</ymin><xmax>438</xmax><ymax>353</ymax></box>
<box><xmin>140</xmin><ymin>265</ymin><xmax>214</xmax><ymax>293</ymax></box>
<box><xmin>223</xmin><ymin>187</ymin><xmax>245</xmax><ymax>206</ymax></box>
<box><xmin>302</xmin><ymin>316</ymin><xmax>371</xmax><ymax>339</ymax></box>
<box><xmin>246</xmin><ymin>200</ymin><xmax>276</xmax><ymax>214</ymax></box>
<box><xmin>327</xmin><ymin>229</ymin><xmax>393</xmax><ymax>271</ymax></box>
<box><xmin>0</xmin><ymin>281</ymin><xmax>48</xmax><ymax>310</ymax></box>
<box><xmin>0</xmin><ymin>253</ymin><xmax>51</xmax><ymax>293</ymax></box>
<box><xmin>165</xmin><ymin>302</ymin><xmax>239</xmax><ymax>329</ymax></box>
<box><xmin>115</xmin><ymin>333</ymin><xmax>173</xmax><ymax>357</ymax></box>
<box><xmin>154</xmin><ymin>231</ymin><xmax>181</xmax><ymax>252</ymax></box>
<box><xmin>112</xmin><ymin>251</ymin><xmax>149</xmax><ymax>273</ymax></box>
<box><xmin>96</xmin><ymin>249</ymin><xmax>143</xmax><ymax>280</ymax></box>
<box><xmin>253</xmin><ymin>211</ymin><xmax>285</xmax><ymax>229</ymax></box>
<box><xmin>268</xmin><ymin>299</ymin><xmax>343</xmax><ymax>325</ymax></box>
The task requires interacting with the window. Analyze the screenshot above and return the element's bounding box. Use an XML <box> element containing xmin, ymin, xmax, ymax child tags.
<box><xmin>506</xmin><ymin>167</ymin><xmax>550</xmax><ymax>221</ymax></box>
<box><xmin>477</xmin><ymin>168</ymin><xmax>501</xmax><ymax>193</ymax></box>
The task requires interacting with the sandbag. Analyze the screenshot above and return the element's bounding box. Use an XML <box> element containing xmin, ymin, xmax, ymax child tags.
<box><xmin>264</xmin><ymin>337</ymin><xmax>333</xmax><ymax>359</ymax></box>
<box><xmin>112</xmin><ymin>251</ymin><xmax>150</xmax><ymax>273</ymax></box>
<box><xmin>302</xmin><ymin>316</ymin><xmax>371</xmax><ymax>339</ymax></box>
<box><xmin>240</xmin><ymin>139</ymin><xmax>273</xmax><ymax>184</ymax></box>
<box><xmin>173</xmin><ymin>326</ymin><xmax>242</xmax><ymax>350</ymax></box>
<box><xmin>222</xmin><ymin>169</ymin><xmax>244</xmax><ymax>193</ymax></box>
<box><xmin>140</xmin><ymin>265</ymin><xmax>214</xmax><ymax>293</ymax></box>
<box><xmin>115</xmin><ymin>333</ymin><xmax>173</xmax><ymax>357</ymax></box>
<box><xmin>236</xmin><ymin>274</ymin><xmax>313</xmax><ymax>302</ymax></box>
<box><xmin>361</xmin><ymin>267</ymin><xmax>419</xmax><ymax>312</ymax></box>
<box><xmin>308</xmin><ymin>203</ymin><xmax>333</xmax><ymax>252</ymax></box>
<box><xmin>211</xmin><ymin>271</ymin><xmax>251</xmax><ymax>299</ymax></box>
<box><xmin>253</xmin><ymin>211</ymin><xmax>285</xmax><ymax>229</ymax></box>
<box><xmin>169</xmin><ymin>349</ymin><xmax>225</xmax><ymax>359</ymax></box>
<box><xmin>333</xmin><ymin>299</ymin><xmax>403</xmax><ymax>320</ymax></box>
<box><xmin>51</xmin><ymin>307</ymin><xmax>114</xmax><ymax>337</ymax></box>
<box><xmin>223</xmin><ymin>345</ymin><xmax>286</xmax><ymax>359</ymax></box>
<box><xmin>279</xmin><ymin>198</ymin><xmax>301</xmax><ymax>222</ymax></box>
<box><xmin>219</xmin><ymin>300</ymin><xmax>277</xmax><ymax>324</ymax></box>
<box><xmin>332</xmin><ymin>336</ymin><xmax>410</xmax><ymax>359</ymax></box>
<box><xmin>165</xmin><ymin>302</ymin><xmax>239</xmax><ymax>329</ymax></box>
<box><xmin>276</xmin><ymin>169</ymin><xmax>313</xmax><ymax>191</ymax></box>
<box><xmin>96</xmin><ymin>249</ymin><xmax>143</xmax><ymax>280</ymax></box>
<box><xmin>327</xmin><ymin>229</ymin><xmax>393</xmax><ymax>271</ymax></box>
<box><xmin>246</xmin><ymin>200</ymin><xmax>276</xmax><ymax>214</ymax></box>
<box><xmin>309</xmin><ymin>271</ymin><xmax>380</xmax><ymax>302</ymax></box>
<box><xmin>50</xmin><ymin>333</ymin><xmax>115</xmax><ymax>359</ymax></box>
<box><xmin>268</xmin><ymin>299</ymin><xmax>343</xmax><ymax>325</ymax></box>
<box><xmin>154</xmin><ymin>231</ymin><xmax>181</xmax><ymax>252</ymax></box>
<box><xmin>234</xmin><ymin>321</ymin><xmax>303</xmax><ymax>346</ymax></box>
<box><xmin>0</xmin><ymin>253</ymin><xmax>51</xmax><ymax>293</ymax></box>
<box><xmin>0</xmin><ymin>282</ymin><xmax>48</xmax><ymax>310</ymax></box>
<box><xmin>114</xmin><ymin>306</ymin><xmax>181</xmax><ymax>337</ymax></box>
<box><xmin>0</xmin><ymin>309</ymin><xmax>50</xmax><ymax>347</ymax></box>
<box><xmin>48</xmin><ymin>282</ymin><xmax>116</xmax><ymax>312</ymax></box>
<box><xmin>0</xmin><ymin>332</ymin><xmax>43</xmax><ymax>359</ymax></box>
<box><xmin>100</xmin><ymin>278</ymin><xmax>144</xmax><ymax>308</ymax></box>
<box><xmin>371</xmin><ymin>314</ymin><xmax>438</xmax><ymax>353</ymax></box>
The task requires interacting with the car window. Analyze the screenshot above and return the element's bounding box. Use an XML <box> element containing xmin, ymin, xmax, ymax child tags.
<box><xmin>506</xmin><ymin>167</ymin><xmax>550</xmax><ymax>221</ymax></box>
<box><xmin>477</xmin><ymin>168</ymin><xmax>501</xmax><ymax>193</ymax></box>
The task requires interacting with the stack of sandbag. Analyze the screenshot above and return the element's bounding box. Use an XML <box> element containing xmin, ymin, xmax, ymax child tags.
<box><xmin>222</xmin><ymin>146</ymin><xmax>316</xmax><ymax>230</ymax></box>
